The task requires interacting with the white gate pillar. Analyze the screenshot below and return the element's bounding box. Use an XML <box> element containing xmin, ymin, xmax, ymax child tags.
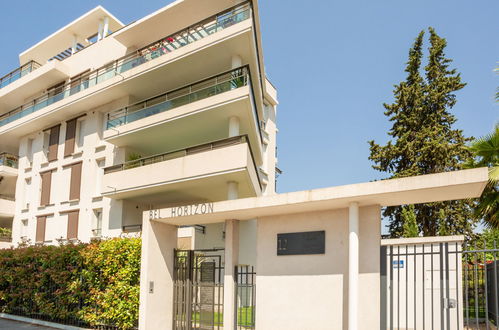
<box><xmin>349</xmin><ymin>202</ymin><xmax>359</xmax><ymax>330</ymax></box>
<box><xmin>223</xmin><ymin>219</ymin><xmax>239</xmax><ymax>330</ymax></box>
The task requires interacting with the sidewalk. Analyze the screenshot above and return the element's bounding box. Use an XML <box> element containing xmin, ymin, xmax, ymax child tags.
<box><xmin>0</xmin><ymin>318</ymin><xmax>53</xmax><ymax>329</ymax></box>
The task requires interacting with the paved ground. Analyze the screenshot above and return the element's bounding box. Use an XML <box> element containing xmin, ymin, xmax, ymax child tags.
<box><xmin>0</xmin><ymin>318</ymin><xmax>53</xmax><ymax>329</ymax></box>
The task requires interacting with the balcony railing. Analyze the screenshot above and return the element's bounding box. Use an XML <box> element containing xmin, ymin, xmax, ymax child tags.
<box><xmin>107</xmin><ymin>66</ymin><xmax>250</xmax><ymax>129</ymax></box>
<box><xmin>0</xmin><ymin>153</ymin><xmax>18</xmax><ymax>169</ymax></box>
<box><xmin>0</xmin><ymin>61</ymin><xmax>41</xmax><ymax>90</ymax></box>
<box><xmin>122</xmin><ymin>224</ymin><xmax>142</xmax><ymax>233</ymax></box>
<box><xmin>0</xmin><ymin>2</ymin><xmax>251</xmax><ymax>128</ymax></box>
<box><xmin>91</xmin><ymin>228</ymin><xmax>102</xmax><ymax>237</ymax></box>
<box><xmin>0</xmin><ymin>194</ymin><xmax>15</xmax><ymax>201</ymax></box>
<box><xmin>0</xmin><ymin>228</ymin><xmax>12</xmax><ymax>242</ymax></box>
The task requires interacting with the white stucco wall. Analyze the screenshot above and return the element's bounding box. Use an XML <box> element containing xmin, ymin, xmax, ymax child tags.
<box><xmin>255</xmin><ymin>205</ymin><xmax>381</xmax><ymax>330</ymax></box>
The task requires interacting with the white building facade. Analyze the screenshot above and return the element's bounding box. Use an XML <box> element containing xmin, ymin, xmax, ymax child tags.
<box><xmin>0</xmin><ymin>0</ymin><xmax>277</xmax><ymax>247</ymax></box>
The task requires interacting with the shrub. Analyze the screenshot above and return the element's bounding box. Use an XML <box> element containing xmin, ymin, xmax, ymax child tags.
<box><xmin>0</xmin><ymin>237</ymin><xmax>141</xmax><ymax>329</ymax></box>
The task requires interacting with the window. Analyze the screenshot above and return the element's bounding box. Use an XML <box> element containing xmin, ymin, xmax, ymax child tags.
<box><xmin>66</xmin><ymin>210</ymin><xmax>79</xmax><ymax>240</ymax></box>
<box><xmin>64</xmin><ymin>118</ymin><xmax>77</xmax><ymax>157</ymax></box>
<box><xmin>92</xmin><ymin>209</ymin><xmax>102</xmax><ymax>237</ymax></box>
<box><xmin>36</xmin><ymin>216</ymin><xmax>47</xmax><ymax>243</ymax></box>
<box><xmin>95</xmin><ymin>159</ymin><xmax>105</xmax><ymax>196</ymax></box>
<box><xmin>40</xmin><ymin>170</ymin><xmax>53</xmax><ymax>206</ymax></box>
<box><xmin>69</xmin><ymin>162</ymin><xmax>82</xmax><ymax>201</ymax></box>
<box><xmin>76</xmin><ymin>119</ymin><xmax>85</xmax><ymax>151</ymax></box>
<box><xmin>20</xmin><ymin>219</ymin><xmax>28</xmax><ymax>238</ymax></box>
<box><xmin>44</xmin><ymin>125</ymin><xmax>60</xmax><ymax>162</ymax></box>
<box><xmin>23</xmin><ymin>178</ymin><xmax>31</xmax><ymax>209</ymax></box>
<box><xmin>26</xmin><ymin>138</ymin><xmax>34</xmax><ymax>165</ymax></box>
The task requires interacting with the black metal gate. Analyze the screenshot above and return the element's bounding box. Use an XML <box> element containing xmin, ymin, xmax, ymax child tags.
<box><xmin>173</xmin><ymin>249</ymin><xmax>225</xmax><ymax>330</ymax></box>
<box><xmin>381</xmin><ymin>241</ymin><xmax>462</xmax><ymax>330</ymax></box>
<box><xmin>235</xmin><ymin>265</ymin><xmax>256</xmax><ymax>330</ymax></box>
<box><xmin>462</xmin><ymin>242</ymin><xmax>499</xmax><ymax>329</ymax></box>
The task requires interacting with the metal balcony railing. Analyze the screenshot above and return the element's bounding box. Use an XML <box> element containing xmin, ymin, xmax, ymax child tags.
<box><xmin>0</xmin><ymin>153</ymin><xmax>18</xmax><ymax>169</ymax></box>
<box><xmin>0</xmin><ymin>194</ymin><xmax>15</xmax><ymax>201</ymax></box>
<box><xmin>0</xmin><ymin>228</ymin><xmax>12</xmax><ymax>242</ymax></box>
<box><xmin>106</xmin><ymin>66</ymin><xmax>250</xmax><ymax>129</ymax></box>
<box><xmin>122</xmin><ymin>224</ymin><xmax>142</xmax><ymax>233</ymax></box>
<box><xmin>0</xmin><ymin>61</ymin><xmax>41</xmax><ymax>90</ymax></box>
<box><xmin>0</xmin><ymin>2</ymin><xmax>251</xmax><ymax>128</ymax></box>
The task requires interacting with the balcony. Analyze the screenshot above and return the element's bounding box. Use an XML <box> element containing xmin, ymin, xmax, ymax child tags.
<box><xmin>0</xmin><ymin>153</ymin><xmax>18</xmax><ymax>177</ymax></box>
<box><xmin>0</xmin><ymin>2</ymin><xmax>251</xmax><ymax>129</ymax></box>
<box><xmin>102</xmin><ymin>135</ymin><xmax>261</xmax><ymax>202</ymax></box>
<box><xmin>107</xmin><ymin>66</ymin><xmax>251</xmax><ymax>129</ymax></box>
<box><xmin>103</xmin><ymin>66</ymin><xmax>263</xmax><ymax>165</ymax></box>
<box><xmin>0</xmin><ymin>61</ymin><xmax>40</xmax><ymax>90</ymax></box>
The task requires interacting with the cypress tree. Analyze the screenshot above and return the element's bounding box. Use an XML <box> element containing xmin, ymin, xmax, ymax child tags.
<box><xmin>369</xmin><ymin>28</ymin><xmax>474</xmax><ymax>238</ymax></box>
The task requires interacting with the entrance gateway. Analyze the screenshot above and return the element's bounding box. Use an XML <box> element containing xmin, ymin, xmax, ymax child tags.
<box><xmin>139</xmin><ymin>169</ymin><xmax>487</xmax><ymax>329</ymax></box>
<box><xmin>173</xmin><ymin>249</ymin><xmax>256</xmax><ymax>330</ymax></box>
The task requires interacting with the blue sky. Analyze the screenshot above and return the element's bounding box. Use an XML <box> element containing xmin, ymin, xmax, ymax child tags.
<box><xmin>0</xmin><ymin>1</ymin><xmax>497</xmax><ymax>231</ymax></box>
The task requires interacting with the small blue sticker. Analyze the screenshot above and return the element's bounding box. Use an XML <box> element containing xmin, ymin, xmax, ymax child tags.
<box><xmin>393</xmin><ymin>260</ymin><xmax>404</xmax><ymax>269</ymax></box>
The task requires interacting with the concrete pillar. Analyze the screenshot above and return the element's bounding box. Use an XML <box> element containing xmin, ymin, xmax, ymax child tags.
<box><xmin>223</xmin><ymin>219</ymin><xmax>239</xmax><ymax>330</ymax></box>
<box><xmin>228</xmin><ymin>116</ymin><xmax>240</xmax><ymax>137</ymax></box>
<box><xmin>97</xmin><ymin>20</ymin><xmax>104</xmax><ymax>41</ymax></box>
<box><xmin>71</xmin><ymin>35</ymin><xmax>78</xmax><ymax>55</ymax></box>
<box><xmin>103</xmin><ymin>16</ymin><xmax>109</xmax><ymax>38</ymax></box>
<box><xmin>138</xmin><ymin>212</ymin><xmax>177</xmax><ymax>330</ymax></box>
<box><xmin>227</xmin><ymin>181</ymin><xmax>239</xmax><ymax>200</ymax></box>
<box><xmin>348</xmin><ymin>202</ymin><xmax>359</xmax><ymax>330</ymax></box>
<box><xmin>231</xmin><ymin>54</ymin><xmax>242</xmax><ymax>69</ymax></box>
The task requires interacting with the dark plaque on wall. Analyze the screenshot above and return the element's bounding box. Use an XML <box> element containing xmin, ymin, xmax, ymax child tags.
<box><xmin>277</xmin><ymin>230</ymin><xmax>325</xmax><ymax>255</ymax></box>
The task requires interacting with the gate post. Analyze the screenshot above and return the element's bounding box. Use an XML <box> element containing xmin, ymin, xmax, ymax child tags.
<box><xmin>138</xmin><ymin>214</ymin><xmax>178</xmax><ymax>330</ymax></box>
<box><xmin>223</xmin><ymin>219</ymin><xmax>239</xmax><ymax>330</ymax></box>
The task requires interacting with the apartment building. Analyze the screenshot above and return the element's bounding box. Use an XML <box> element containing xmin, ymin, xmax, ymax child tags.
<box><xmin>0</xmin><ymin>0</ymin><xmax>278</xmax><ymax>249</ymax></box>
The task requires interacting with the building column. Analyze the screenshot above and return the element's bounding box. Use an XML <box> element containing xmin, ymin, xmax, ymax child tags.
<box><xmin>348</xmin><ymin>202</ymin><xmax>359</xmax><ymax>330</ymax></box>
<box><xmin>138</xmin><ymin>212</ymin><xmax>177</xmax><ymax>329</ymax></box>
<box><xmin>231</xmin><ymin>55</ymin><xmax>242</xmax><ymax>69</ymax></box>
<box><xmin>223</xmin><ymin>219</ymin><xmax>239</xmax><ymax>330</ymax></box>
<box><xmin>103</xmin><ymin>16</ymin><xmax>109</xmax><ymax>38</ymax></box>
<box><xmin>71</xmin><ymin>35</ymin><xmax>78</xmax><ymax>55</ymax></box>
<box><xmin>97</xmin><ymin>20</ymin><xmax>104</xmax><ymax>41</ymax></box>
<box><xmin>229</xmin><ymin>117</ymin><xmax>240</xmax><ymax>138</ymax></box>
<box><xmin>227</xmin><ymin>181</ymin><xmax>239</xmax><ymax>200</ymax></box>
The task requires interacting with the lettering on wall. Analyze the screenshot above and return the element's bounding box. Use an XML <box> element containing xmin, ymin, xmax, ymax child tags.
<box><xmin>148</xmin><ymin>203</ymin><xmax>214</xmax><ymax>220</ymax></box>
<box><xmin>170</xmin><ymin>203</ymin><xmax>214</xmax><ymax>217</ymax></box>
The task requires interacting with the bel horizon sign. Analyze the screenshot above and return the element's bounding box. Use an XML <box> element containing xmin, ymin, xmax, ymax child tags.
<box><xmin>149</xmin><ymin>202</ymin><xmax>215</xmax><ymax>220</ymax></box>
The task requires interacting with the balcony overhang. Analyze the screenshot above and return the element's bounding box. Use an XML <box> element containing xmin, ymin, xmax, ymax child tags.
<box><xmin>149</xmin><ymin>168</ymin><xmax>489</xmax><ymax>226</ymax></box>
<box><xmin>0</xmin><ymin>166</ymin><xmax>18</xmax><ymax>177</ymax></box>
<box><xmin>0</xmin><ymin>19</ymin><xmax>260</xmax><ymax>144</ymax></box>
<box><xmin>104</xmin><ymin>86</ymin><xmax>263</xmax><ymax>165</ymax></box>
<box><xmin>0</xmin><ymin>60</ymin><xmax>70</xmax><ymax>112</ymax></box>
<box><xmin>0</xmin><ymin>198</ymin><xmax>15</xmax><ymax>218</ymax></box>
<box><xmin>102</xmin><ymin>141</ymin><xmax>261</xmax><ymax>204</ymax></box>
<box><xmin>19</xmin><ymin>6</ymin><xmax>124</xmax><ymax>65</ymax></box>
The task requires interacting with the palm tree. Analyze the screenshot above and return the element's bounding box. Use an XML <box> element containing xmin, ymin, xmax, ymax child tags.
<box><xmin>467</xmin><ymin>124</ymin><xmax>499</xmax><ymax>228</ymax></box>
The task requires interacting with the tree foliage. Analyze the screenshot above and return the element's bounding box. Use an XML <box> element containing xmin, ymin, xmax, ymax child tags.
<box><xmin>465</xmin><ymin>124</ymin><xmax>499</xmax><ymax>227</ymax></box>
<box><xmin>402</xmin><ymin>205</ymin><xmax>419</xmax><ymax>237</ymax></box>
<box><xmin>369</xmin><ymin>28</ymin><xmax>474</xmax><ymax>238</ymax></box>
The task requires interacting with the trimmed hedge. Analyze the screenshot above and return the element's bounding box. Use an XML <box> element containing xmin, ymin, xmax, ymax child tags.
<box><xmin>0</xmin><ymin>237</ymin><xmax>141</xmax><ymax>329</ymax></box>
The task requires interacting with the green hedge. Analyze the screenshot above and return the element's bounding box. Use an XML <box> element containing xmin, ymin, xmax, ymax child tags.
<box><xmin>0</xmin><ymin>237</ymin><xmax>141</xmax><ymax>329</ymax></box>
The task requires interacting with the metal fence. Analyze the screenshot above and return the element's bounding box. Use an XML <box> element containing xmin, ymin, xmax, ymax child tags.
<box><xmin>235</xmin><ymin>265</ymin><xmax>256</xmax><ymax>330</ymax></box>
<box><xmin>462</xmin><ymin>242</ymin><xmax>499</xmax><ymax>329</ymax></box>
